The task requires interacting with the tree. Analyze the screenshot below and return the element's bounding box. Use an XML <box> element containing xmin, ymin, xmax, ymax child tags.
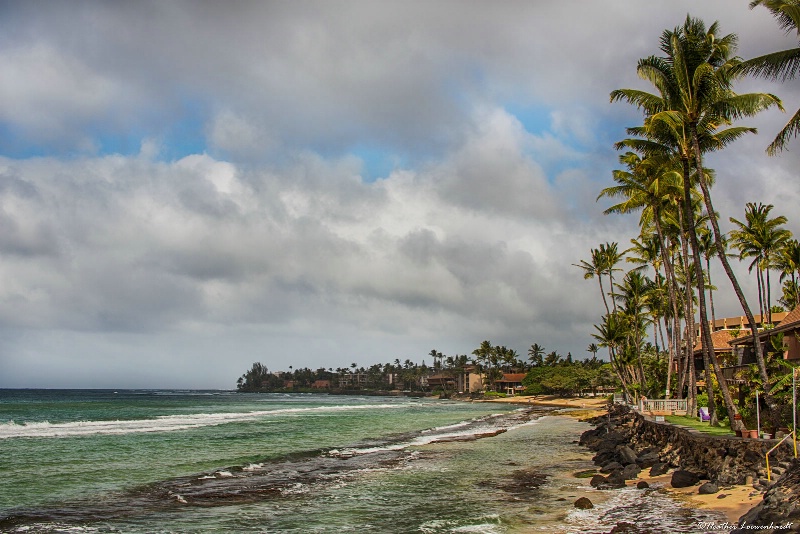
<box><xmin>528</xmin><ymin>343</ymin><xmax>545</xmax><ymax>367</ymax></box>
<box><xmin>574</xmin><ymin>248</ymin><xmax>613</xmax><ymax>315</ymax></box>
<box><xmin>730</xmin><ymin>202</ymin><xmax>792</xmax><ymax>324</ymax></box>
<box><xmin>738</xmin><ymin>0</ymin><xmax>800</xmax><ymax>154</ymax></box>
<box><xmin>610</xmin><ymin>16</ymin><xmax>782</xmax><ymax>430</ymax></box>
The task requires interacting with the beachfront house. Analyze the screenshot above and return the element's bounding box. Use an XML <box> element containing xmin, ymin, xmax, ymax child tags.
<box><xmin>495</xmin><ymin>373</ymin><xmax>526</xmax><ymax>396</ymax></box>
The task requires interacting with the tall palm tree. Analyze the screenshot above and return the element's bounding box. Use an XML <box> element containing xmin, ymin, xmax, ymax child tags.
<box><xmin>739</xmin><ymin>0</ymin><xmax>800</xmax><ymax>154</ymax></box>
<box><xmin>601</xmin><ymin>242</ymin><xmax>626</xmax><ymax>312</ymax></box>
<box><xmin>574</xmin><ymin>248</ymin><xmax>612</xmax><ymax>315</ymax></box>
<box><xmin>611</xmin><ymin>16</ymin><xmax>782</xmax><ymax>429</ymax></box>
<box><xmin>729</xmin><ymin>202</ymin><xmax>792</xmax><ymax>324</ymax></box>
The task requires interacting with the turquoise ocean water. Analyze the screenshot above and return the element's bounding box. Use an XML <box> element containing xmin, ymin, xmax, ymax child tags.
<box><xmin>0</xmin><ymin>390</ymin><xmax>726</xmax><ymax>533</ymax></box>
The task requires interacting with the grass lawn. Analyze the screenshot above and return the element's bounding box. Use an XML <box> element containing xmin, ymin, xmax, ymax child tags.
<box><xmin>664</xmin><ymin>415</ymin><xmax>735</xmax><ymax>436</ymax></box>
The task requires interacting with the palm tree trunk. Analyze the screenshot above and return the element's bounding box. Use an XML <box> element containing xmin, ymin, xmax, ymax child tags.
<box><xmin>689</xmin><ymin>124</ymin><xmax>768</xmax><ymax>431</ymax></box>
<box><xmin>707</xmin><ymin>256</ymin><xmax>717</xmax><ymax>328</ymax></box>
<box><xmin>766</xmin><ymin>266</ymin><xmax>773</xmax><ymax>324</ymax></box>
<box><xmin>654</xmin><ymin>213</ymin><xmax>679</xmax><ymax>398</ymax></box>
<box><xmin>598</xmin><ymin>276</ymin><xmax>611</xmax><ymax>316</ymax></box>
<box><xmin>757</xmin><ymin>267</ymin><xmax>765</xmax><ymax>323</ymax></box>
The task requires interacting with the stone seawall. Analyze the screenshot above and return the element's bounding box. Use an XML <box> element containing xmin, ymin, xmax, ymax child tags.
<box><xmin>582</xmin><ymin>406</ymin><xmax>795</xmax><ymax>485</ymax></box>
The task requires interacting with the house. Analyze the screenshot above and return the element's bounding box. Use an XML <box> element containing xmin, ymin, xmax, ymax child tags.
<box><xmin>311</xmin><ymin>380</ymin><xmax>331</xmax><ymax>389</ymax></box>
<box><xmin>692</xmin><ymin>328</ymin><xmax>738</xmax><ymax>383</ymax></box>
<box><xmin>729</xmin><ymin>304</ymin><xmax>800</xmax><ymax>367</ymax></box>
<box><xmin>495</xmin><ymin>373</ymin><xmax>526</xmax><ymax>395</ymax></box>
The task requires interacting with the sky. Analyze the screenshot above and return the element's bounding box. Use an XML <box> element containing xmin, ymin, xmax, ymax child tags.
<box><xmin>1</xmin><ymin>1</ymin><xmax>800</xmax><ymax>389</ymax></box>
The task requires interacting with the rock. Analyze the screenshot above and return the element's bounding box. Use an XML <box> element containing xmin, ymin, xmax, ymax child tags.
<box><xmin>637</xmin><ymin>480</ymin><xmax>649</xmax><ymax>489</ymax></box>
<box><xmin>730</xmin><ymin>459</ymin><xmax>800</xmax><ymax>533</ymax></box>
<box><xmin>605</xmin><ymin>471</ymin><xmax>627</xmax><ymax>489</ymax></box>
<box><xmin>601</xmin><ymin>461</ymin><xmax>624</xmax><ymax>474</ymax></box>
<box><xmin>621</xmin><ymin>464</ymin><xmax>642</xmax><ymax>480</ymax></box>
<box><xmin>671</xmin><ymin>469</ymin><xmax>700</xmax><ymax>488</ymax></box>
<box><xmin>636</xmin><ymin>451</ymin><xmax>659</xmax><ymax>468</ymax></box>
<box><xmin>649</xmin><ymin>462</ymin><xmax>670</xmax><ymax>477</ymax></box>
<box><xmin>698</xmin><ymin>482</ymin><xmax>719</xmax><ymax>494</ymax></box>
<box><xmin>574</xmin><ymin>497</ymin><xmax>594</xmax><ymax>509</ymax></box>
<box><xmin>618</xmin><ymin>445</ymin><xmax>638</xmax><ymax>465</ymax></box>
<box><xmin>609</xmin><ymin>522</ymin><xmax>638</xmax><ymax>533</ymax></box>
<box><xmin>589</xmin><ymin>475</ymin><xmax>607</xmax><ymax>488</ymax></box>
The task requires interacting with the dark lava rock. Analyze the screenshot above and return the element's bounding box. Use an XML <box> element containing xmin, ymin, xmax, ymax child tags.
<box><xmin>574</xmin><ymin>497</ymin><xmax>594</xmax><ymax>509</ymax></box>
<box><xmin>649</xmin><ymin>462</ymin><xmax>670</xmax><ymax>477</ymax></box>
<box><xmin>601</xmin><ymin>461</ymin><xmax>624</xmax><ymax>474</ymax></box>
<box><xmin>618</xmin><ymin>445</ymin><xmax>638</xmax><ymax>465</ymax></box>
<box><xmin>732</xmin><ymin>459</ymin><xmax>800</xmax><ymax>533</ymax></box>
<box><xmin>636</xmin><ymin>451</ymin><xmax>659</xmax><ymax>468</ymax></box>
<box><xmin>621</xmin><ymin>463</ymin><xmax>642</xmax><ymax>480</ymax></box>
<box><xmin>605</xmin><ymin>471</ymin><xmax>627</xmax><ymax>489</ymax></box>
<box><xmin>671</xmin><ymin>469</ymin><xmax>700</xmax><ymax>488</ymax></box>
<box><xmin>589</xmin><ymin>475</ymin><xmax>607</xmax><ymax>488</ymax></box>
<box><xmin>636</xmin><ymin>480</ymin><xmax>649</xmax><ymax>489</ymax></box>
<box><xmin>609</xmin><ymin>522</ymin><xmax>639</xmax><ymax>533</ymax></box>
<box><xmin>698</xmin><ymin>482</ymin><xmax>719</xmax><ymax>495</ymax></box>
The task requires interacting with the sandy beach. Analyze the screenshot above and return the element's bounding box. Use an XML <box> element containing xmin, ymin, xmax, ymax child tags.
<box><xmin>480</xmin><ymin>394</ymin><xmax>610</xmax><ymax>418</ymax></box>
<box><xmin>635</xmin><ymin>471</ymin><xmax>760</xmax><ymax>525</ymax></box>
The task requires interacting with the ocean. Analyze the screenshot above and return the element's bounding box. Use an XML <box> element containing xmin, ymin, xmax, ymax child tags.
<box><xmin>0</xmin><ymin>390</ymin><xmax>726</xmax><ymax>533</ymax></box>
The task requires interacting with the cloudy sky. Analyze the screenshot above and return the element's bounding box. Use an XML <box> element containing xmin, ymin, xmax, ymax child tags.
<box><xmin>1</xmin><ymin>1</ymin><xmax>799</xmax><ymax>389</ymax></box>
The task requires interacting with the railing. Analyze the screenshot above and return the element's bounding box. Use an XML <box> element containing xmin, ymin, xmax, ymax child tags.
<box><xmin>641</xmin><ymin>399</ymin><xmax>689</xmax><ymax>413</ymax></box>
<box><xmin>766</xmin><ymin>431</ymin><xmax>797</xmax><ymax>482</ymax></box>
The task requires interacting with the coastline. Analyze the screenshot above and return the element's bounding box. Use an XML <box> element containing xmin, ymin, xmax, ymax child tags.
<box><xmin>637</xmin><ymin>471</ymin><xmax>761</xmax><ymax>524</ymax></box>
<box><xmin>478</xmin><ymin>394</ymin><xmax>609</xmax><ymax>419</ymax></box>
<box><xmin>480</xmin><ymin>396</ymin><xmax>764</xmax><ymax>528</ymax></box>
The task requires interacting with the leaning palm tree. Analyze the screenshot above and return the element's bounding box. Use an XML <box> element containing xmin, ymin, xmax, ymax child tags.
<box><xmin>738</xmin><ymin>0</ymin><xmax>800</xmax><ymax>154</ymax></box>
<box><xmin>611</xmin><ymin>16</ymin><xmax>782</xmax><ymax>430</ymax></box>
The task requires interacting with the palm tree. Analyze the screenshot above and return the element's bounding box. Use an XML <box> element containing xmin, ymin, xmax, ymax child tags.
<box><xmin>574</xmin><ymin>248</ymin><xmax>612</xmax><ymax>315</ymax></box>
<box><xmin>586</xmin><ymin>343</ymin><xmax>599</xmax><ymax>358</ymax></box>
<box><xmin>592</xmin><ymin>312</ymin><xmax>632</xmax><ymax>400</ymax></box>
<box><xmin>528</xmin><ymin>343</ymin><xmax>545</xmax><ymax>367</ymax></box>
<box><xmin>599</xmin><ymin>152</ymin><xmax>683</xmax><ymax>390</ymax></box>
<box><xmin>729</xmin><ymin>202</ymin><xmax>792</xmax><ymax>324</ymax></box>
<box><xmin>739</xmin><ymin>0</ymin><xmax>800</xmax><ymax>154</ymax></box>
<box><xmin>611</xmin><ymin>16</ymin><xmax>782</xmax><ymax>429</ymax></box>
<box><xmin>600</xmin><ymin>242</ymin><xmax>626</xmax><ymax>311</ymax></box>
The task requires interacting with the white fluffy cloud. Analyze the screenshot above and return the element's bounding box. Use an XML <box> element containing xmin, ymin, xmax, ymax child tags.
<box><xmin>1</xmin><ymin>1</ymin><xmax>799</xmax><ymax>387</ymax></box>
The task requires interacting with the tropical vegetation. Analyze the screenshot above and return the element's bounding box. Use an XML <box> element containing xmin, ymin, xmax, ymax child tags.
<box><xmin>584</xmin><ymin>13</ymin><xmax>799</xmax><ymax>431</ymax></box>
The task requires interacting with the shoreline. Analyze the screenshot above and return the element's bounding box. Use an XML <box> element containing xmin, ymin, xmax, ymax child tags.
<box><xmin>486</xmin><ymin>397</ymin><xmax>764</xmax><ymax>527</ymax></box>
<box><xmin>636</xmin><ymin>471</ymin><xmax>761</xmax><ymax>524</ymax></box>
<box><xmin>477</xmin><ymin>393</ymin><xmax>609</xmax><ymax>419</ymax></box>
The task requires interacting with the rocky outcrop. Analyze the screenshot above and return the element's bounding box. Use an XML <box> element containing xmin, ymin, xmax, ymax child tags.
<box><xmin>732</xmin><ymin>459</ymin><xmax>800</xmax><ymax>533</ymax></box>
<box><xmin>581</xmin><ymin>406</ymin><xmax>800</xmax><ymax>532</ymax></box>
